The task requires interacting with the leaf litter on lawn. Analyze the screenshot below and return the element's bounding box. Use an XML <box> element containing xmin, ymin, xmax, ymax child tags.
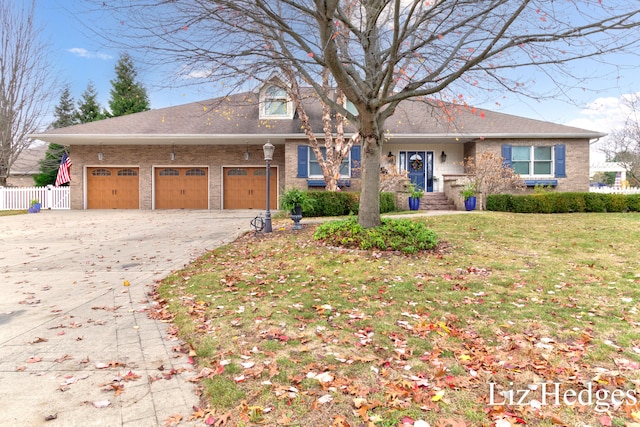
<box><xmin>150</xmin><ymin>213</ymin><xmax>640</xmax><ymax>426</ymax></box>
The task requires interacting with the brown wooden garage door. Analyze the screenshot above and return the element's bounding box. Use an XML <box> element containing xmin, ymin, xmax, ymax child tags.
<box><xmin>87</xmin><ymin>167</ymin><xmax>139</xmax><ymax>209</ymax></box>
<box><xmin>223</xmin><ymin>167</ymin><xmax>277</xmax><ymax>209</ymax></box>
<box><xmin>154</xmin><ymin>167</ymin><xmax>208</xmax><ymax>209</ymax></box>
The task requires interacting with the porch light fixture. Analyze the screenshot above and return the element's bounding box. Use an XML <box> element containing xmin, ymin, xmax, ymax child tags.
<box><xmin>244</xmin><ymin>142</ymin><xmax>250</xmax><ymax>161</ymax></box>
<box><xmin>263</xmin><ymin>140</ymin><xmax>275</xmax><ymax>233</ymax></box>
<box><xmin>97</xmin><ymin>151</ymin><xmax>103</xmax><ymax>161</ymax></box>
<box><xmin>440</xmin><ymin>151</ymin><xmax>447</xmax><ymax>163</ymax></box>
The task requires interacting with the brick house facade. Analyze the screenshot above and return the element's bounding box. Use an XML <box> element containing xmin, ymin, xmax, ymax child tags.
<box><xmin>32</xmin><ymin>86</ymin><xmax>603</xmax><ymax>210</ymax></box>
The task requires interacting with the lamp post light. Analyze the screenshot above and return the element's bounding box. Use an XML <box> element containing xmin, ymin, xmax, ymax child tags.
<box><xmin>263</xmin><ymin>141</ymin><xmax>275</xmax><ymax>233</ymax></box>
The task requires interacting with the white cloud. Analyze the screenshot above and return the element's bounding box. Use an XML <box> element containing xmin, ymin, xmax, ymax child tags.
<box><xmin>68</xmin><ymin>48</ymin><xmax>113</xmax><ymax>60</ymax></box>
<box><xmin>566</xmin><ymin>92</ymin><xmax>640</xmax><ymax>163</ymax></box>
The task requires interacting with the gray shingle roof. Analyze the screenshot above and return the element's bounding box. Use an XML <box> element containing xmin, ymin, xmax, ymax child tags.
<box><xmin>31</xmin><ymin>90</ymin><xmax>604</xmax><ymax>145</ymax></box>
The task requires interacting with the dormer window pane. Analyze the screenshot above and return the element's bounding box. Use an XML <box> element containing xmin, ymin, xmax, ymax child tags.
<box><xmin>264</xmin><ymin>86</ymin><xmax>288</xmax><ymax>116</ymax></box>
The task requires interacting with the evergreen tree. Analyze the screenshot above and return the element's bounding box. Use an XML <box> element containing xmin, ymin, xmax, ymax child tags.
<box><xmin>108</xmin><ymin>52</ymin><xmax>150</xmax><ymax>117</ymax></box>
<box><xmin>34</xmin><ymin>85</ymin><xmax>76</xmax><ymax>186</ymax></box>
<box><xmin>76</xmin><ymin>81</ymin><xmax>106</xmax><ymax>123</ymax></box>
<box><xmin>51</xmin><ymin>85</ymin><xmax>78</xmax><ymax>128</ymax></box>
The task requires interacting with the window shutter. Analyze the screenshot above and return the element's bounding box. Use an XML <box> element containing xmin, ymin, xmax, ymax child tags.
<box><xmin>501</xmin><ymin>144</ymin><xmax>512</xmax><ymax>167</ymax></box>
<box><xmin>555</xmin><ymin>144</ymin><xmax>566</xmax><ymax>178</ymax></box>
<box><xmin>297</xmin><ymin>145</ymin><xmax>308</xmax><ymax>178</ymax></box>
<box><xmin>350</xmin><ymin>145</ymin><xmax>361</xmax><ymax>177</ymax></box>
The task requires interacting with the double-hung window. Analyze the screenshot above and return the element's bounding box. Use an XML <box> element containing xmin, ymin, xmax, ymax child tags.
<box><xmin>261</xmin><ymin>86</ymin><xmax>292</xmax><ymax>119</ymax></box>
<box><xmin>309</xmin><ymin>147</ymin><xmax>350</xmax><ymax>178</ymax></box>
<box><xmin>511</xmin><ymin>146</ymin><xmax>553</xmax><ymax>176</ymax></box>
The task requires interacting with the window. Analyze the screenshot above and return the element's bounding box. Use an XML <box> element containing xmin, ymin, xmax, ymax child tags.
<box><xmin>309</xmin><ymin>147</ymin><xmax>350</xmax><ymax>178</ymax></box>
<box><xmin>260</xmin><ymin>85</ymin><xmax>292</xmax><ymax>119</ymax></box>
<box><xmin>159</xmin><ymin>168</ymin><xmax>180</xmax><ymax>176</ymax></box>
<box><xmin>186</xmin><ymin>168</ymin><xmax>206</xmax><ymax>176</ymax></box>
<box><xmin>117</xmin><ymin>169</ymin><xmax>138</xmax><ymax>176</ymax></box>
<box><xmin>91</xmin><ymin>169</ymin><xmax>111</xmax><ymax>176</ymax></box>
<box><xmin>511</xmin><ymin>146</ymin><xmax>553</xmax><ymax>176</ymax></box>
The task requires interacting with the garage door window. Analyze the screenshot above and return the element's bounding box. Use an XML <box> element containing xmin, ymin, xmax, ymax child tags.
<box><xmin>159</xmin><ymin>168</ymin><xmax>179</xmax><ymax>176</ymax></box>
<box><xmin>186</xmin><ymin>168</ymin><xmax>206</xmax><ymax>176</ymax></box>
<box><xmin>118</xmin><ymin>169</ymin><xmax>138</xmax><ymax>176</ymax></box>
<box><xmin>227</xmin><ymin>169</ymin><xmax>247</xmax><ymax>176</ymax></box>
<box><xmin>92</xmin><ymin>169</ymin><xmax>111</xmax><ymax>176</ymax></box>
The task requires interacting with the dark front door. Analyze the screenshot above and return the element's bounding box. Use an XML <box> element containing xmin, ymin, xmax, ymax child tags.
<box><xmin>405</xmin><ymin>151</ymin><xmax>433</xmax><ymax>192</ymax></box>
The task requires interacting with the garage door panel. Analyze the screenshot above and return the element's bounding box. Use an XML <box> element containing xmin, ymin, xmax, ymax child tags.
<box><xmin>87</xmin><ymin>167</ymin><xmax>139</xmax><ymax>209</ymax></box>
<box><xmin>223</xmin><ymin>167</ymin><xmax>276</xmax><ymax>210</ymax></box>
<box><xmin>155</xmin><ymin>167</ymin><xmax>208</xmax><ymax>209</ymax></box>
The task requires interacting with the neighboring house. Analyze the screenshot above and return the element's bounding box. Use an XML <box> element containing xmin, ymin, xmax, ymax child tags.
<box><xmin>5</xmin><ymin>144</ymin><xmax>47</xmax><ymax>187</ymax></box>
<box><xmin>31</xmin><ymin>84</ymin><xmax>604</xmax><ymax>210</ymax></box>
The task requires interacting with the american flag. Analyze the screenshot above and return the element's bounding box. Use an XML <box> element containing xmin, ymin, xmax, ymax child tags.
<box><xmin>55</xmin><ymin>152</ymin><xmax>72</xmax><ymax>187</ymax></box>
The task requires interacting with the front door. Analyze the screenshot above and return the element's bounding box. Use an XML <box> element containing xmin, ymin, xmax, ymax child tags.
<box><xmin>402</xmin><ymin>151</ymin><xmax>433</xmax><ymax>192</ymax></box>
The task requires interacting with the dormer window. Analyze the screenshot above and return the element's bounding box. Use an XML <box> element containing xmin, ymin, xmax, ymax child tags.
<box><xmin>260</xmin><ymin>85</ymin><xmax>293</xmax><ymax>119</ymax></box>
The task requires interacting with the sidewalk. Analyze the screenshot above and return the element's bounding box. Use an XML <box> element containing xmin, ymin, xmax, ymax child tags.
<box><xmin>0</xmin><ymin>210</ymin><xmax>255</xmax><ymax>426</ymax></box>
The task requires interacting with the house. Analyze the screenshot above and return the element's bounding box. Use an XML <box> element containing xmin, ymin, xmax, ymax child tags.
<box><xmin>5</xmin><ymin>144</ymin><xmax>47</xmax><ymax>187</ymax></box>
<box><xmin>31</xmin><ymin>84</ymin><xmax>605</xmax><ymax>210</ymax></box>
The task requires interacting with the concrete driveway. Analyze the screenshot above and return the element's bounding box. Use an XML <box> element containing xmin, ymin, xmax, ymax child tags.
<box><xmin>0</xmin><ymin>210</ymin><xmax>256</xmax><ymax>426</ymax></box>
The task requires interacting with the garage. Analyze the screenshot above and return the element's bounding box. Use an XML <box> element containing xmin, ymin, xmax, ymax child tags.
<box><xmin>154</xmin><ymin>167</ymin><xmax>209</xmax><ymax>209</ymax></box>
<box><xmin>87</xmin><ymin>167</ymin><xmax>140</xmax><ymax>209</ymax></box>
<box><xmin>223</xmin><ymin>166</ymin><xmax>277</xmax><ymax>209</ymax></box>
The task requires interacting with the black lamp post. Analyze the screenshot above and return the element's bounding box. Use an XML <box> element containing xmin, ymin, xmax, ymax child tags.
<box><xmin>263</xmin><ymin>141</ymin><xmax>275</xmax><ymax>233</ymax></box>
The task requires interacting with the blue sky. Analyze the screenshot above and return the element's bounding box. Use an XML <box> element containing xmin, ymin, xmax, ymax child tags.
<box><xmin>34</xmin><ymin>1</ymin><xmax>639</xmax><ymax>162</ymax></box>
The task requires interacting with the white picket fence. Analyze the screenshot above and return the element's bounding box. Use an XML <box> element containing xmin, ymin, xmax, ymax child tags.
<box><xmin>0</xmin><ymin>185</ymin><xmax>70</xmax><ymax>210</ymax></box>
<box><xmin>590</xmin><ymin>187</ymin><xmax>640</xmax><ymax>194</ymax></box>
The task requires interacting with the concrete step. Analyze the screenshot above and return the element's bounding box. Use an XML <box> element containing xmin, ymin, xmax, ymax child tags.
<box><xmin>420</xmin><ymin>193</ymin><xmax>456</xmax><ymax>210</ymax></box>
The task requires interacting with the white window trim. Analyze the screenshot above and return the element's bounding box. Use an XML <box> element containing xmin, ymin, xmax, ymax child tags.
<box><xmin>512</xmin><ymin>146</ymin><xmax>555</xmax><ymax>178</ymax></box>
<box><xmin>308</xmin><ymin>148</ymin><xmax>351</xmax><ymax>179</ymax></box>
<box><xmin>259</xmin><ymin>85</ymin><xmax>294</xmax><ymax>120</ymax></box>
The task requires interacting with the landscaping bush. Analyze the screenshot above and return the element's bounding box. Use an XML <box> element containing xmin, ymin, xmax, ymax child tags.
<box><xmin>314</xmin><ymin>217</ymin><xmax>438</xmax><ymax>254</ymax></box>
<box><xmin>583</xmin><ymin>193</ymin><xmax>607</xmax><ymax>212</ymax></box>
<box><xmin>485</xmin><ymin>194</ymin><xmax>512</xmax><ymax>211</ymax></box>
<box><xmin>302</xmin><ymin>191</ymin><xmax>395</xmax><ymax>217</ymax></box>
<box><xmin>379</xmin><ymin>192</ymin><xmax>396</xmax><ymax>213</ymax></box>
<box><xmin>627</xmin><ymin>195</ymin><xmax>640</xmax><ymax>212</ymax></box>
<box><xmin>486</xmin><ymin>192</ymin><xmax>637</xmax><ymax>213</ymax></box>
<box><xmin>606</xmin><ymin>194</ymin><xmax>628</xmax><ymax>212</ymax></box>
<box><xmin>552</xmin><ymin>192</ymin><xmax>586</xmax><ymax>213</ymax></box>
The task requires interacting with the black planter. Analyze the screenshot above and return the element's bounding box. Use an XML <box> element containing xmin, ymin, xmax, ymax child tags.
<box><xmin>291</xmin><ymin>205</ymin><xmax>303</xmax><ymax>230</ymax></box>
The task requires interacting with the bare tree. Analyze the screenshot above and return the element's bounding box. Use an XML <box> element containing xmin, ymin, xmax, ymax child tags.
<box><xmin>463</xmin><ymin>152</ymin><xmax>525</xmax><ymax>209</ymax></box>
<box><xmin>91</xmin><ymin>0</ymin><xmax>640</xmax><ymax>227</ymax></box>
<box><xmin>601</xmin><ymin>93</ymin><xmax>640</xmax><ymax>186</ymax></box>
<box><xmin>0</xmin><ymin>0</ymin><xmax>57</xmax><ymax>187</ymax></box>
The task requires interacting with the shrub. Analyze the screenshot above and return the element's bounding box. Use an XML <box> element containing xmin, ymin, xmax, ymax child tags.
<box><xmin>486</xmin><ymin>194</ymin><xmax>512</xmax><ymax>211</ymax></box>
<box><xmin>606</xmin><ymin>194</ymin><xmax>628</xmax><ymax>212</ymax></box>
<box><xmin>314</xmin><ymin>217</ymin><xmax>438</xmax><ymax>254</ymax></box>
<box><xmin>627</xmin><ymin>195</ymin><xmax>640</xmax><ymax>212</ymax></box>
<box><xmin>380</xmin><ymin>192</ymin><xmax>396</xmax><ymax>213</ymax></box>
<box><xmin>304</xmin><ymin>191</ymin><xmax>394</xmax><ymax>217</ymax></box>
<box><xmin>584</xmin><ymin>193</ymin><xmax>607</xmax><ymax>212</ymax></box>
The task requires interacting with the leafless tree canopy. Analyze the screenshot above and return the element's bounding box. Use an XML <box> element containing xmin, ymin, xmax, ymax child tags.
<box><xmin>0</xmin><ymin>0</ymin><xmax>57</xmax><ymax>186</ymax></box>
<box><xmin>91</xmin><ymin>0</ymin><xmax>640</xmax><ymax>226</ymax></box>
<box><xmin>602</xmin><ymin>93</ymin><xmax>640</xmax><ymax>185</ymax></box>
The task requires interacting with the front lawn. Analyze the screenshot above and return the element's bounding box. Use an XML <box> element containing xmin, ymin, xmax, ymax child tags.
<box><xmin>154</xmin><ymin>212</ymin><xmax>640</xmax><ymax>427</ymax></box>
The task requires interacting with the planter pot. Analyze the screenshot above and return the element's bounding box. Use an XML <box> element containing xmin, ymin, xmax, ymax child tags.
<box><xmin>464</xmin><ymin>196</ymin><xmax>477</xmax><ymax>211</ymax></box>
<box><xmin>290</xmin><ymin>205</ymin><xmax>303</xmax><ymax>230</ymax></box>
<box><xmin>33</xmin><ymin>203</ymin><xmax>41</xmax><ymax>212</ymax></box>
<box><xmin>408</xmin><ymin>197</ymin><xmax>421</xmax><ymax>211</ymax></box>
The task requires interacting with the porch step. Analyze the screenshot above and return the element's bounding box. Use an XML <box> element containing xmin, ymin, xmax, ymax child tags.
<box><xmin>420</xmin><ymin>192</ymin><xmax>456</xmax><ymax>210</ymax></box>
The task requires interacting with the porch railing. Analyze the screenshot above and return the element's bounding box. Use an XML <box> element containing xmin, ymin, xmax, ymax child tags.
<box><xmin>0</xmin><ymin>185</ymin><xmax>70</xmax><ymax>210</ymax></box>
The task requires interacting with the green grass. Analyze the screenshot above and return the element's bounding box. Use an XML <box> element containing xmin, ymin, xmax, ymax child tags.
<box><xmin>156</xmin><ymin>212</ymin><xmax>640</xmax><ymax>426</ymax></box>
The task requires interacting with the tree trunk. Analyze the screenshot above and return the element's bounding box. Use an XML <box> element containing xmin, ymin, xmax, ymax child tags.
<box><xmin>357</xmin><ymin>114</ymin><xmax>383</xmax><ymax>228</ymax></box>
